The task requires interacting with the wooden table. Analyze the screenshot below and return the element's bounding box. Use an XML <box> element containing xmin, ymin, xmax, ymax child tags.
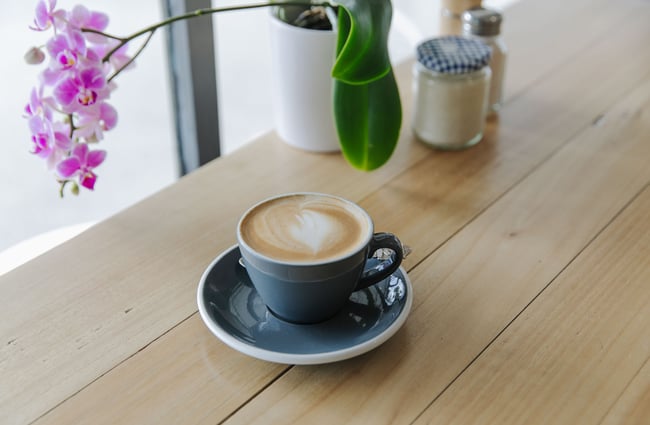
<box><xmin>3</xmin><ymin>0</ymin><xmax>650</xmax><ymax>423</ymax></box>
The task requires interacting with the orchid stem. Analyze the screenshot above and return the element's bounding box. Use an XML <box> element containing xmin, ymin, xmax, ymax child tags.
<box><xmin>81</xmin><ymin>1</ymin><xmax>330</xmax><ymax>65</ymax></box>
<box><xmin>67</xmin><ymin>113</ymin><xmax>76</xmax><ymax>139</ymax></box>
<box><xmin>107</xmin><ymin>30</ymin><xmax>155</xmax><ymax>83</ymax></box>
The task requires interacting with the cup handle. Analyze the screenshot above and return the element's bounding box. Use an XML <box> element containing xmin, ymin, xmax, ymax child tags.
<box><xmin>355</xmin><ymin>232</ymin><xmax>404</xmax><ymax>291</ymax></box>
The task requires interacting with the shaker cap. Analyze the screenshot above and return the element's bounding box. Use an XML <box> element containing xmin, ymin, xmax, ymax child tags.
<box><xmin>416</xmin><ymin>36</ymin><xmax>491</xmax><ymax>74</ymax></box>
<box><xmin>462</xmin><ymin>8</ymin><xmax>503</xmax><ymax>36</ymax></box>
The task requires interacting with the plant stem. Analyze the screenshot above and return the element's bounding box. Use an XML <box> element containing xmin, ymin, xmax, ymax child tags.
<box><xmin>107</xmin><ymin>30</ymin><xmax>155</xmax><ymax>83</ymax></box>
<box><xmin>81</xmin><ymin>1</ymin><xmax>330</xmax><ymax>64</ymax></box>
<box><xmin>67</xmin><ymin>113</ymin><xmax>76</xmax><ymax>139</ymax></box>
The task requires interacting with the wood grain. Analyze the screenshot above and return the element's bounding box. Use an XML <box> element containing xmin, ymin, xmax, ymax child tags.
<box><xmin>2</xmin><ymin>0</ymin><xmax>649</xmax><ymax>423</ymax></box>
<box><xmin>500</xmin><ymin>0</ymin><xmax>636</xmax><ymax>100</ymax></box>
<box><xmin>26</xmin><ymin>315</ymin><xmax>287</xmax><ymax>425</ymax></box>
<box><xmin>3</xmin><ymin>59</ymin><xmax>429</xmax><ymax>425</ymax></box>
<box><xmin>413</xmin><ymin>191</ymin><xmax>650</xmax><ymax>424</ymax></box>
<box><xmin>222</xmin><ymin>47</ymin><xmax>650</xmax><ymax>425</ymax></box>
<box><xmin>367</xmin><ymin>4</ymin><xmax>650</xmax><ymax>266</ymax></box>
<box><xmin>600</xmin><ymin>359</ymin><xmax>650</xmax><ymax>425</ymax></box>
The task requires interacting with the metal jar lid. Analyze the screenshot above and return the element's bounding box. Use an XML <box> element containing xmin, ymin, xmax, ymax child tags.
<box><xmin>416</xmin><ymin>36</ymin><xmax>491</xmax><ymax>74</ymax></box>
<box><xmin>462</xmin><ymin>8</ymin><xmax>503</xmax><ymax>36</ymax></box>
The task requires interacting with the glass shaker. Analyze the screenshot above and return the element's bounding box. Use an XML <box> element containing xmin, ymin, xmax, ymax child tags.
<box><xmin>463</xmin><ymin>8</ymin><xmax>507</xmax><ymax>113</ymax></box>
<box><xmin>412</xmin><ymin>36</ymin><xmax>492</xmax><ymax>150</ymax></box>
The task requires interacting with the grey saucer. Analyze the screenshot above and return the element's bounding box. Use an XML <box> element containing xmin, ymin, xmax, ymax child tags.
<box><xmin>197</xmin><ymin>245</ymin><xmax>413</xmax><ymax>365</ymax></box>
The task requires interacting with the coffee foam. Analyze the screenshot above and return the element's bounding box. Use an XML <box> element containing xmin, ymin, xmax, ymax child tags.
<box><xmin>240</xmin><ymin>194</ymin><xmax>369</xmax><ymax>262</ymax></box>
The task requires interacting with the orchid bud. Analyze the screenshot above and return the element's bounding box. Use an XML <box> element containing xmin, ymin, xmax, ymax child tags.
<box><xmin>24</xmin><ymin>47</ymin><xmax>46</xmax><ymax>65</ymax></box>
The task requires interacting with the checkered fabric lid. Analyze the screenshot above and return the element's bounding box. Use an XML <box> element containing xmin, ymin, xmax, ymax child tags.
<box><xmin>416</xmin><ymin>36</ymin><xmax>491</xmax><ymax>74</ymax></box>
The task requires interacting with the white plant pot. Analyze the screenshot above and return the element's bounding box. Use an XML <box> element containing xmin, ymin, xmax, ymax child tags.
<box><xmin>269</xmin><ymin>13</ymin><xmax>339</xmax><ymax>152</ymax></box>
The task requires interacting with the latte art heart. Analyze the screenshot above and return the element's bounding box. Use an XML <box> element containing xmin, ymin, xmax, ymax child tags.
<box><xmin>240</xmin><ymin>194</ymin><xmax>369</xmax><ymax>262</ymax></box>
<box><xmin>288</xmin><ymin>210</ymin><xmax>340</xmax><ymax>254</ymax></box>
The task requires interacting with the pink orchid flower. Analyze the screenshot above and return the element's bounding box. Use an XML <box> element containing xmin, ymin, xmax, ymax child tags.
<box><xmin>28</xmin><ymin>115</ymin><xmax>71</xmax><ymax>160</ymax></box>
<box><xmin>24</xmin><ymin>1</ymin><xmax>140</xmax><ymax>195</ymax></box>
<box><xmin>73</xmin><ymin>102</ymin><xmax>118</xmax><ymax>142</ymax></box>
<box><xmin>54</xmin><ymin>66</ymin><xmax>108</xmax><ymax>112</ymax></box>
<box><xmin>68</xmin><ymin>5</ymin><xmax>109</xmax><ymax>32</ymax></box>
<box><xmin>57</xmin><ymin>143</ymin><xmax>106</xmax><ymax>190</ymax></box>
<box><xmin>28</xmin><ymin>115</ymin><xmax>54</xmax><ymax>158</ymax></box>
<box><xmin>24</xmin><ymin>86</ymin><xmax>53</xmax><ymax>121</ymax></box>
<box><xmin>30</xmin><ymin>0</ymin><xmax>65</xmax><ymax>31</ymax></box>
<box><xmin>67</xmin><ymin>5</ymin><xmax>110</xmax><ymax>45</ymax></box>
<box><xmin>46</xmin><ymin>31</ymin><xmax>88</xmax><ymax>71</ymax></box>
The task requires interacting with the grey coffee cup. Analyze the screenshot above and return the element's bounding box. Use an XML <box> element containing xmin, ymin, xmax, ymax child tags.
<box><xmin>237</xmin><ymin>193</ymin><xmax>404</xmax><ymax>324</ymax></box>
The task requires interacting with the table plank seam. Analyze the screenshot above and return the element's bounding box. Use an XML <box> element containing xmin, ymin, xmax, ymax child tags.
<box><xmin>28</xmin><ymin>311</ymin><xmax>198</xmax><ymax>425</ymax></box>
<box><xmin>217</xmin><ymin>366</ymin><xmax>293</xmax><ymax>425</ymax></box>
<box><xmin>596</xmin><ymin>340</ymin><xmax>650</xmax><ymax>424</ymax></box>
<box><xmin>30</xmin><ymin>63</ymin><xmax>649</xmax><ymax>425</ymax></box>
<box><xmin>38</xmin><ymin>55</ymin><xmax>648</xmax><ymax>425</ymax></box>
<box><xmin>360</xmin><ymin>14</ymin><xmax>650</xmax><ymax>282</ymax></box>
<box><xmin>499</xmin><ymin>2</ymin><xmax>639</xmax><ymax>111</ymax></box>
<box><xmin>408</xmin><ymin>180</ymin><xmax>650</xmax><ymax>425</ymax></box>
<box><xmin>390</xmin><ymin>110</ymin><xmax>604</xmax><ymax>282</ymax></box>
<box><xmin>12</xmin><ymin>1</ymin><xmax>650</xmax><ymax>420</ymax></box>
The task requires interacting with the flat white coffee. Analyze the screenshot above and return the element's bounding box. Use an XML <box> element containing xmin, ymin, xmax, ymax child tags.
<box><xmin>240</xmin><ymin>194</ymin><xmax>370</xmax><ymax>262</ymax></box>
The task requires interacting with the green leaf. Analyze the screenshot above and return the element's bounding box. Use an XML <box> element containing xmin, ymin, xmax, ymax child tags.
<box><xmin>332</xmin><ymin>0</ymin><xmax>392</xmax><ymax>84</ymax></box>
<box><xmin>332</xmin><ymin>0</ymin><xmax>402</xmax><ymax>170</ymax></box>
<box><xmin>334</xmin><ymin>69</ymin><xmax>402</xmax><ymax>170</ymax></box>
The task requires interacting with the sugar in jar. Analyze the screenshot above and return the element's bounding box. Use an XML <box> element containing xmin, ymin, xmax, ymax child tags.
<box><xmin>412</xmin><ymin>36</ymin><xmax>492</xmax><ymax>150</ymax></box>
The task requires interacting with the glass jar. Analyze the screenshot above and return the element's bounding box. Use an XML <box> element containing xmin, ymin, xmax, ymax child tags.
<box><xmin>440</xmin><ymin>0</ymin><xmax>482</xmax><ymax>35</ymax></box>
<box><xmin>412</xmin><ymin>36</ymin><xmax>492</xmax><ymax>150</ymax></box>
<box><xmin>463</xmin><ymin>8</ymin><xmax>507</xmax><ymax>113</ymax></box>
